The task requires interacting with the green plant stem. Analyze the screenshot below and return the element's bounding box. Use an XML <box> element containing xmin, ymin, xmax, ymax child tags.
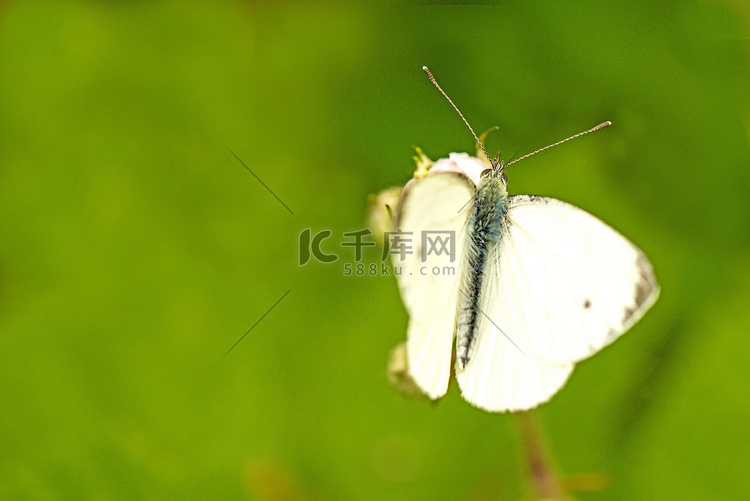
<box><xmin>516</xmin><ymin>411</ymin><xmax>566</xmax><ymax>500</ymax></box>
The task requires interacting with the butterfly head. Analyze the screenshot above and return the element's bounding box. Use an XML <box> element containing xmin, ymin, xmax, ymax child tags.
<box><xmin>480</xmin><ymin>154</ymin><xmax>508</xmax><ymax>186</ymax></box>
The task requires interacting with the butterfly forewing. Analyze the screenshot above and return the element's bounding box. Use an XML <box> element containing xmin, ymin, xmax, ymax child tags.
<box><xmin>395</xmin><ymin>172</ymin><xmax>473</xmax><ymax>399</ymax></box>
<box><xmin>497</xmin><ymin>195</ymin><xmax>659</xmax><ymax>365</ymax></box>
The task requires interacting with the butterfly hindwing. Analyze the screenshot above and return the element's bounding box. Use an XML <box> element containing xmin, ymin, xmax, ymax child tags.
<box><xmin>455</xmin><ymin>237</ymin><xmax>574</xmax><ymax>412</ymax></box>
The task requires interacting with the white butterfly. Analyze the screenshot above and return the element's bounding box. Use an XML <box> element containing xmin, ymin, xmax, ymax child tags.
<box><xmin>391</xmin><ymin>68</ymin><xmax>659</xmax><ymax>412</ymax></box>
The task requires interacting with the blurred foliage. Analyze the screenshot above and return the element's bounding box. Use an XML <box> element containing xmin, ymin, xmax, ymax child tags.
<box><xmin>0</xmin><ymin>1</ymin><xmax>748</xmax><ymax>500</ymax></box>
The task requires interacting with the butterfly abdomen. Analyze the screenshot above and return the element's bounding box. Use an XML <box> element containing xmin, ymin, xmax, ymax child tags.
<box><xmin>456</xmin><ymin>176</ymin><xmax>508</xmax><ymax>369</ymax></box>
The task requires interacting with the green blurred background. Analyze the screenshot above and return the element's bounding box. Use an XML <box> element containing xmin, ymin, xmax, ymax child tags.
<box><xmin>1</xmin><ymin>1</ymin><xmax>748</xmax><ymax>499</ymax></box>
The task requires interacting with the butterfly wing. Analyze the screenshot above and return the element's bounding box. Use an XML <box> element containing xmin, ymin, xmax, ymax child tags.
<box><xmin>395</xmin><ymin>172</ymin><xmax>473</xmax><ymax>399</ymax></box>
<box><xmin>455</xmin><ymin>256</ymin><xmax>574</xmax><ymax>411</ymax></box>
<box><xmin>500</xmin><ymin>195</ymin><xmax>659</xmax><ymax>365</ymax></box>
<box><xmin>456</xmin><ymin>194</ymin><xmax>658</xmax><ymax>412</ymax></box>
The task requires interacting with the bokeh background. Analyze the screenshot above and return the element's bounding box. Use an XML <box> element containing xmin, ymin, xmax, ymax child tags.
<box><xmin>1</xmin><ymin>1</ymin><xmax>749</xmax><ymax>499</ymax></box>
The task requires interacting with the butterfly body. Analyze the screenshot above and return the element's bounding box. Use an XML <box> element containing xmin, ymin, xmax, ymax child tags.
<box><xmin>457</xmin><ymin>172</ymin><xmax>508</xmax><ymax>369</ymax></box>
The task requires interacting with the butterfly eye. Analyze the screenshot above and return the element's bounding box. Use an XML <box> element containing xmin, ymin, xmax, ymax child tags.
<box><xmin>480</xmin><ymin>169</ymin><xmax>492</xmax><ymax>179</ymax></box>
<box><xmin>501</xmin><ymin>172</ymin><xmax>508</xmax><ymax>185</ymax></box>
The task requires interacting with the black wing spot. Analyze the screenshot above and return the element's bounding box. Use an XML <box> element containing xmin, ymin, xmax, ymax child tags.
<box><xmin>583</xmin><ymin>299</ymin><xmax>592</xmax><ymax>309</ymax></box>
<box><xmin>622</xmin><ymin>306</ymin><xmax>635</xmax><ymax>324</ymax></box>
<box><xmin>634</xmin><ymin>254</ymin><xmax>657</xmax><ymax>307</ymax></box>
<box><xmin>606</xmin><ymin>328</ymin><xmax>618</xmax><ymax>342</ymax></box>
<box><xmin>622</xmin><ymin>253</ymin><xmax>658</xmax><ymax>325</ymax></box>
<box><xmin>525</xmin><ymin>195</ymin><xmax>549</xmax><ymax>204</ymax></box>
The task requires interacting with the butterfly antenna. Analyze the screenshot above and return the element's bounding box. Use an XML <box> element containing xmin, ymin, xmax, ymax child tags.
<box><xmin>505</xmin><ymin>121</ymin><xmax>611</xmax><ymax>168</ymax></box>
<box><xmin>423</xmin><ymin>66</ymin><xmax>495</xmax><ymax>168</ymax></box>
